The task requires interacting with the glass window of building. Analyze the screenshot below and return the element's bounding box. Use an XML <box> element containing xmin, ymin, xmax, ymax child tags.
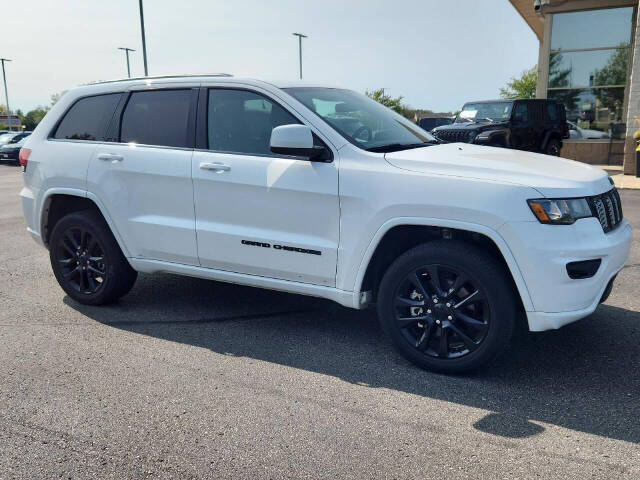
<box><xmin>547</xmin><ymin>6</ymin><xmax>634</xmax><ymax>139</ymax></box>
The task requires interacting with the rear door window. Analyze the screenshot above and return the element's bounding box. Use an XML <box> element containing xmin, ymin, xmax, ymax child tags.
<box><xmin>54</xmin><ymin>93</ymin><xmax>122</xmax><ymax>141</ymax></box>
<box><xmin>120</xmin><ymin>89</ymin><xmax>192</xmax><ymax>148</ymax></box>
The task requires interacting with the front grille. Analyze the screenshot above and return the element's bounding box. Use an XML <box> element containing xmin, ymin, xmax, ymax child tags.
<box><xmin>433</xmin><ymin>129</ymin><xmax>473</xmax><ymax>144</ymax></box>
<box><xmin>588</xmin><ymin>188</ymin><xmax>623</xmax><ymax>233</ymax></box>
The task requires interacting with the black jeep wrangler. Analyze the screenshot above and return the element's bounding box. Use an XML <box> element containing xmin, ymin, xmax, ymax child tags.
<box><xmin>432</xmin><ymin>99</ymin><xmax>569</xmax><ymax>156</ymax></box>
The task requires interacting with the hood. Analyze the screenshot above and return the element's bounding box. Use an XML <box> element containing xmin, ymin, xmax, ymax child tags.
<box><xmin>434</xmin><ymin>121</ymin><xmax>508</xmax><ymax>132</ymax></box>
<box><xmin>384</xmin><ymin>143</ymin><xmax>611</xmax><ymax>198</ymax></box>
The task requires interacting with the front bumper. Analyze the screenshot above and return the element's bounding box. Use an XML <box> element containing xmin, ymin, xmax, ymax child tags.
<box><xmin>499</xmin><ymin>218</ymin><xmax>632</xmax><ymax>331</ymax></box>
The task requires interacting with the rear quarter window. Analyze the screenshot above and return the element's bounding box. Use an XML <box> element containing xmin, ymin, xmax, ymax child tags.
<box><xmin>53</xmin><ymin>93</ymin><xmax>122</xmax><ymax>141</ymax></box>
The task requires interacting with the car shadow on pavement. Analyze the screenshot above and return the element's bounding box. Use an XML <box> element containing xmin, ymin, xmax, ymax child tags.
<box><xmin>65</xmin><ymin>273</ymin><xmax>640</xmax><ymax>443</ymax></box>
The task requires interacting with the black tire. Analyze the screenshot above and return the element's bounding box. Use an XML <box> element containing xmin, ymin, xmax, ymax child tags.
<box><xmin>49</xmin><ymin>210</ymin><xmax>137</xmax><ymax>305</ymax></box>
<box><xmin>545</xmin><ymin>138</ymin><xmax>561</xmax><ymax>156</ymax></box>
<box><xmin>377</xmin><ymin>240</ymin><xmax>516</xmax><ymax>373</ymax></box>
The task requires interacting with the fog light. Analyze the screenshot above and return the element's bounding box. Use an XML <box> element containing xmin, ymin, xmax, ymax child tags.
<box><xmin>566</xmin><ymin>259</ymin><xmax>601</xmax><ymax>279</ymax></box>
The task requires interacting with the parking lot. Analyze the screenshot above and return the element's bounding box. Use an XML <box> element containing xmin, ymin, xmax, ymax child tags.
<box><xmin>0</xmin><ymin>163</ymin><xmax>639</xmax><ymax>479</ymax></box>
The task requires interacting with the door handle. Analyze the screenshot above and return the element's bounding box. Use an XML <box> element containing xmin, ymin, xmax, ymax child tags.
<box><xmin>97</xmin><ymin>153</ymin><xmax>124</xmax><ymax>162</ymax></box>
<box><xmin>200</xmin><ymin>162</ymin><xmax>231</xmax><ymax>172</ymax></box>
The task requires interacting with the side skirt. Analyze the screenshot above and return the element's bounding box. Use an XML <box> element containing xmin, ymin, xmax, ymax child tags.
<box><xmin>128</xmin><ymin>258</ymin><xmax>363</xmax><ymax>309</ymax></box>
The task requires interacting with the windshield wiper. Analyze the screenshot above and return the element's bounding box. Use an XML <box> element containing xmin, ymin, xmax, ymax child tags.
<box><xmin>366</xmin><ymin>142</ymin><xmax>436</xmax><ymax>153</ymax></box>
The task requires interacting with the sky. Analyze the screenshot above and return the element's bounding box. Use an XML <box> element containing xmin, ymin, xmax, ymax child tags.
<box><xmin>4</xmin><ymin>0</ymin><xmax>539</xmax><ymax>114</ymax></box>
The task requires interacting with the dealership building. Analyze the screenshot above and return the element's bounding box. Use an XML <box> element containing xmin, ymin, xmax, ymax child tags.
<box><xmin>510</xmin><ymin>0</ymin><xmax>639</xmax><ymax>174</ymax></box>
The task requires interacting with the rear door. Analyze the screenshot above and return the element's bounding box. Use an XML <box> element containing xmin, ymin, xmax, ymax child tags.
<box><xmin>86</xmin><ymin>87</ymin><xmax>199</xmax><ymax>265</ymax></box>
<box><xmin>191</xmin><ymin>86</ymin><xmax>340</xmax><ymax>287</ymax></box>
<box><xmin>48</xmin><ymin>93</ymin><xmax>123</xmax><ymax>192</ymax></box>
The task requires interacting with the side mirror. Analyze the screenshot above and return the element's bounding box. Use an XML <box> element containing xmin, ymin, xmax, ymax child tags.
<box><xmin>270</xmin><ymin>124</ymin><xmax>315</xmax><ymax>158</ymax></box>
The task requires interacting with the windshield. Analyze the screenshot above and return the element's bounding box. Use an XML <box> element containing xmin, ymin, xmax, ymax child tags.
<box><xmin>283</xmin><ymin>87</ymin><xmax>436</xmax><ymax>151</ymax></box>
<box><xmin>0</xmin><ymin>133</ymin><xmax>17</xmax><ymax>145</ymax></box>
<box><xmin>455</xmin><ymin>102</ymin><xmax>513</xmax><ymax>123</ymax></box>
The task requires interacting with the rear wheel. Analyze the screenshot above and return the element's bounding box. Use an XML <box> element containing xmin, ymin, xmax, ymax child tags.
<box><xmin>545</xmin><ymin>138</ymin><xmax>561</xmax><ymax>156</ymax></box>
<box><xmin>377</xmin><ymin>240</ymin><xmax>516</xmax><ymax>373</ymax></box>
<box><xmin>49</xmin><ymin>210</ymin><xmax>137</xmax><ymax>305</ymax></box>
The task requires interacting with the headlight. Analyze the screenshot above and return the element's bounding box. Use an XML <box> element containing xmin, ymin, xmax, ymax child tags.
<box><xmin>527</xmin><ymin>198</ymin><xmax>592</xmax><ymax>225</ymax></box>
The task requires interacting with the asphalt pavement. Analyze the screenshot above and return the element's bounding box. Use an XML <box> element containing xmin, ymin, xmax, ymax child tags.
<box><xmin>1</xmin><ymin>163</ymin><xmax>639</xmax><ymax>479</ymax></box>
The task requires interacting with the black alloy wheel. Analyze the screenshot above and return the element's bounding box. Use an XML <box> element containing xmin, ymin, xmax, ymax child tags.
<box><xmin>393</xmin><ymin>264</ymin><xmax>489</xmax><ymax>359</ymax></box>
<box><xmin>53</xmin><ymin>226</ymin><xmax>107</xmax><ymax>295</ymax></box>
<box><xmin>377</xmin><ymin>240</ymin><xmax>515</xmax><ymax>373</ymax></box>
<box><xmin>49</xmin><ymin>210</ymin><xmax>137</xmax><ymax>305</ymax></box>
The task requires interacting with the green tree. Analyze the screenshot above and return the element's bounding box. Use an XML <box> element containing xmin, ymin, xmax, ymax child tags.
<box><xmin>547</xmin><ymin>52</ymin><xmax>582</xmax><ymax>115</ymax></box>
<box><xmin>21</xmin><ymin>107</ymin><xmax>49</xmax><ymax>130</ymax></box>
<box><xmin>593</xmin><ymin>46</ymin><xmax>628</xmax><ymax>119</ymax></box>
<box><xmin>499</xmin><ymin>65</ymin><xmax>538</xmax><ymax>99</ymax></box>
<box><xmin>365</xmin><ymin>88</ymin><xmax>406</xmax><ymax>115</ymax></box>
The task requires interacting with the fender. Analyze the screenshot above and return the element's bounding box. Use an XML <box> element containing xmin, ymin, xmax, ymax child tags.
<box><xmin>351</xmin><ymin>217</ymin><xmax>534</xmax><ymax>311</ymax></box>
<box><xmin>474</xmin><ymin>128</ymin><xmax>510</xmax><ymax>146</ymax></box>
<box><xmin>38</xmin><ymin>187</ymin><xmax>87</xmax><ymax>243</ymax></box>
<box><xmin>38</xmin><ymin>187</ymin><xmax>131</xmax><ymax>258</ymax></box>
<box><xmin>539</xmin><ymin>129</ymin><xmax>561</xmax><ymax>151</ymax></box>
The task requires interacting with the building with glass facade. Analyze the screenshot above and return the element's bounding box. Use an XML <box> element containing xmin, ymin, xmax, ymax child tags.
<box><xmin>510</xmin><ymin>0</ymin><xmax>638</xmax><ymax>174</ymax></box>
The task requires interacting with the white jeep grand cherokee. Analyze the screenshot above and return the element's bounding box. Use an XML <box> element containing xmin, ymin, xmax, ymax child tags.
<box><xmin>19</xmin><ymin>75</ymin><xmax>632</xmax><ymax>372</ymax></box>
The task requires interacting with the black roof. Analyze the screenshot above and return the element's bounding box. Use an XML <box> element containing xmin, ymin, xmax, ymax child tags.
<box><xmin>462</xmin><ymin>98</ymin><xmax>556</xmax><ymax>105</ymax></box>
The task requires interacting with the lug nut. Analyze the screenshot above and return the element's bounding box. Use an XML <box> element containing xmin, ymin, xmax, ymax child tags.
<box><xmin>447</xmin><ymin>315</ymin><xmax>453</xmax><ymax>320</ymax></box>
<box><xmin>446</xmin><ymin>302</ymin><xmax>451</xmax><ymax>307</ymax></box>
<box><xmin>427</xmin><ymin>309</ymin><xmax>431</xmax><ymax>314</ymax></box>
<box><xmin>433</xmin><ymin>298</ymin><xmax>439</xmax><ymax>304</ymax></box>
<box><xmin>436</xmin><ymin>320</ymin><xmax>441</xmax><ymax>325</ymax></box>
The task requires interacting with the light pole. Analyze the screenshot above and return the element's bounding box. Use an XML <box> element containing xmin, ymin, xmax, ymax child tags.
<box><xmin>138</xmin><ymin>0</ymin><xmax>149</xmax><ymax>76</ymax></box>
<box><xmin>0</xmin><ymin>58</ymin><xmax>12</xmax><ymax>131</ymax></box>
<box><xmin>118</xmin><ymin>47</ymin><xmax>136</xmax><ymax>78</ymax></box>
<box><xmin>292</xmin><ymin>33</ymin><xmax>307</xmax><ymax>79</ymax></box>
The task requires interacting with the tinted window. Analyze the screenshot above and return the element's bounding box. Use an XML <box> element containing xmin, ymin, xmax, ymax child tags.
<box><xmin>547</xmin><ymin>103</ymin><xmax>558</xmax><ymax>121</ymax></box>
<box><xmin>120</xmin><ymin>89</ymin><xmax>191</xmax><ymax>148</ymax></box>
<box><xmin>549</xmin><ymin>49</ymin><xmax>628</xmax><ymax>88</ymax></box>
<box><xmin>514</xmin><ymin>103</ymin><xmax>528</xmax><ymax>122</ymax></box>
<box><xmin>208</xmin><ymin>89</ymin><xmax>300</xmax><ymax>155</ymax></box>
<box><xmin>551</xmin><ymin>7</ymin><xmax>633</xmax><ymax>51</ymax></box>
<box><xmin>54</xmin><ymin>94</ymin><xmax>121</xmax><ymax>141</ymax></box>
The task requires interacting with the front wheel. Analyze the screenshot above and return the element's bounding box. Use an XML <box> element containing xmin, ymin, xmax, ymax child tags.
<box><xmin>377</xmin><ymin>240</ymin><xmax>516</xmax><ymax>373</ymax></box>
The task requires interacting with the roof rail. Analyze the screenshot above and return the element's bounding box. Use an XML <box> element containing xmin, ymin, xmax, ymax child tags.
<box><xmin>87</xmin><ymin>73</ymin><xmax>233</xmax><ymax>86</ymax></box>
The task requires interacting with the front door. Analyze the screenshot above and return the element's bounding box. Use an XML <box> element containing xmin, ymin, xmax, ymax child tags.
<box><xmin>192</xmin><ymin>87</ymin><xmax>340</xmax><ymax>287</ymax></box>
<box><xmin>510</xmin><ymin>101</ymin><xmax>534</xmax><ymax>151</ymax></box>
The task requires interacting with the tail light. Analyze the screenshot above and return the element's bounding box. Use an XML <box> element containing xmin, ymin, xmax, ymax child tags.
<box><xmin>18</xmin><ymin>148</ymin><xmax>31</xmax><ymax>168</ymax></box>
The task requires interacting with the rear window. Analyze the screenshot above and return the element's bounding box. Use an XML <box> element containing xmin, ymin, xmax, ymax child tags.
<box><xmin>120</xmin><ymin>89</ymin><xmax>192</xmax><ymax>148</ymax></box>
<box><xmin>54</xmin><ymin>93</ymin><xmax>121</xmax><ymax>141</ymax></box>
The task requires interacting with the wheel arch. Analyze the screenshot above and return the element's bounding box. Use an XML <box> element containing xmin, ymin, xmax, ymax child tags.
<box><xmin>354</xmin><ymin>218</ymin><xmax>533</xmax><ymax>312</ymax></box>
<box><xmin>476</xmin><ymin>128</ymin><xmax>510</xmax><ymax>147</ymax></box>
<box><xmin>540</xmin><ymin>129</ymin><xmax>562</xmax><ymax>151</ymax></box>
<box><xmin>40</xmin><ymin>189</ymin><xmax>130</xmax><ymax>257</ymax></box>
